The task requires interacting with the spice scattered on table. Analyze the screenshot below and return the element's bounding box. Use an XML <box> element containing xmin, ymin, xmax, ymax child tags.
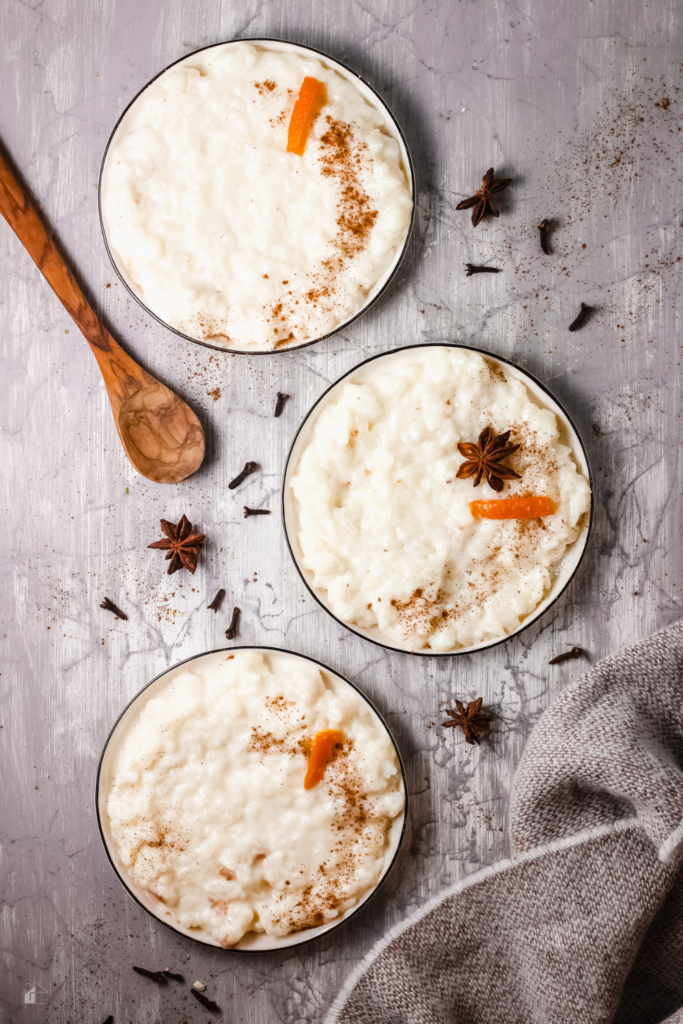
<box><xmin>193</xmin><ymin>981</ymin><xmax>207</xmax><ymax>991</ymax></box>
<box><xmin>225</xmin><ymin>607</ymin><xmax>241</xmax><ymax>640</ymax></box>
<box><xmin>191</xmin><ymin>988</ymin><xmax>222</xmax><ymax>1013</ymax></box>
<box><xmin>456</xmin><ymin>426</ymin><xmax>521</xmax><ymax>492</ymax></box>
<box><xmin>442</xmin><ymin>698</ymin><xmax>491</xmax><ymax>745</ymax></box>
<box><xmin>244</xmin><ymin>507</ymin><xmax>270</xmax><ymax>518</ymax></box>
<box><xmin>549</xmin><ymin>646</ymin><xmax>586</xmax><ymax>665</ymax></box>
<box><xmin>456</xmin><ymin>167</ymin><xmax>512</xmax><ymax>227</ymax></box>
<box><xmin>538</xmin><ymin>218</ymin><xmax>552</xmax><ymax>255</ymax></box>
<box><xmin>148</xmin><ymin>515</ymin><xmax>205</xmax><ymax>575</ymax></box>
<box><xmin>100</xmin><ymin>597</ymin><xmax>128</xmax><ymax>620</ymax></box>
<box><xmin>229</xmin><ymin>461</ymin><xmax>258</xmax><ymax>490</ymax></box>
<box><xmin>208</xmin><ymin>588</ymin><xmax>226</xmax><ymax>613</ymax></box>
<box><xmin>568</xmin><ymin>303</ymin><xmax>594</xmax><ymax>332</ymax></box>
<box><xmin>274</xmin><ymin>391</ymin><xmax>290</xmax><ymax>417</ymax></box>
<box><xmin>133</xmin><ymin>966</ymin><xmax>167</xmax><ymax>984</ymax></box>
<box><xmin>465</xmin><ymin>263</ymin><xmax>501</xmax><ymax>276</ymax></box>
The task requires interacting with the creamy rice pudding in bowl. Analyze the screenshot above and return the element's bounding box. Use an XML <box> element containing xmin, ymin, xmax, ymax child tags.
<box><xmin>283</xmin><ymin>345</ymin><xmax>593</xmax><ymax>655</ymax></box>
<box><xmin>99</xmin><ymin>39</ymin><xmax>414</xmax><ymax>353</ymax></box>
<box><xmin>96</xmin><ymin>647</ymin><xmax>406</xmax><ymax>950</ymax></box>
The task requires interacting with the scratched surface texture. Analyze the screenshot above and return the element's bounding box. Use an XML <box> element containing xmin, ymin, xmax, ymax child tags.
<box><xmin>1</xmin><ymin>0</ymin><xmax>682</xmax><ymax>1021</ymax></box>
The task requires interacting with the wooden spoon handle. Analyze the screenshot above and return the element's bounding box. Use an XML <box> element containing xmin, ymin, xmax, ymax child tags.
<box><xmin>0</xmin><ymin>142</ymin><xmax>148</xmax><ymax>403</ymax></box>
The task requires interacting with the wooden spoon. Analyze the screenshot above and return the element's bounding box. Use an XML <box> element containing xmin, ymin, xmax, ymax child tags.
<box><xmin>0</xmin><ymin>143</ymin><xmax>205</xmax><ymax>484</ymax></box>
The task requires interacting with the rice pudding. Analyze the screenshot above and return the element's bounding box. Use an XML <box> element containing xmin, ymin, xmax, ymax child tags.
<box><xmin>100</xmin><ymin>42</ymin><xmax>413</xmax><ymax>351</ymax></box>
<box><xmin>288</xmin><ymin>347</ymin><xmax>591</xmax><ymax>653</ymax></box>
<box><xmin>101</xmin><ymin>650</ymin><xmax>404</xmax><ymax>947</ymax></box>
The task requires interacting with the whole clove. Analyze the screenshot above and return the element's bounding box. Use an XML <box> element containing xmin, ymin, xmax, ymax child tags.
<box><xmin>568</xmin><ymin>303</ymin><xmax>594</xmax><ymax>332</ymax></box>
<box><xmin>244</xmin><ymin>507</ymin><xmax>270</xmax><ymax>518</ymax></box>
<box><xmin>538</xmin><ymin>218</ymin><xmax>552</xmax><ymax>255</ymax></box>
<box><xmin>191</xmin><ymin>988</ymin><xmax>222</xmax><ymax>1013</ymax></box>
<box><xmin>102</xmin><ymin>1017</ymin><xmax>114</xmax><ymax>1024</ymax></box>
<box><xmin>162</xmin><ymin>970</ymin><xmax>184</xmax><ymax>983</ymax></box>
<box><xmin>100</xmin><ymin>597</ymin><xmax>128</xmax><ymax>620</ymax></box>
<box><xmin>226</xmin><ymin>607</ymin><xmax>241</xmax><ymax>640</ymax></box>
<box><xmin>208</xmin><ymin>588</ymin><xmax>226</xmax><ymax>613</ymax></box>
<box><xmin>229</xmin><ymin>461</ymin><xmax>258</xmax><ymax>490</ymax></box>
<box><xmin>465</xmin><ymin>263</ymin><xmax>501</xmax><ymax>277</ymax></box>
<box><xmin>274</xmin><ymin>391</ymin><xmax>290</xmax><ymax>417</ymax></box>
<box><xmin>133</xmin><ymin>966</ymin><xmax>167</xmax><ymax>984</ymax></box>
<box><xmin>549</xmin><ymin>646</ymin><xmax>586</xmax><ymax>665</ymax></box>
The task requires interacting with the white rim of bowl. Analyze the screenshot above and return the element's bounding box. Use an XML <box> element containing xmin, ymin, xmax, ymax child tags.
<box><xmin>95</xmin><ymin>645</ymin><xmax>408</xmax><ymax>951</ymax></box>
<box><xmin>97</xmin><ymin>38</ymin><xmax>416</xmax><ymax>356</ymax></box>
<box><xmin>281</xmin><ymin>343</ymin><xmax>594</xmax><ymax>657</ymax></box>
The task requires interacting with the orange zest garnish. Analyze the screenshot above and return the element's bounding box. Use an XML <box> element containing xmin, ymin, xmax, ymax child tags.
<box><xmin>287</xmin><ymin>77</ymin><xmax>326</xmax><ymax>155</ymax></box>
<box><xmin>303</xmin><ymin>729</ymin><xmax>344</xmax><ymax>789</ymax></box>
<box><xmin>470</xmin><ymin>495</ymin><xmax>557</xmax><ymax>520</ymax></box>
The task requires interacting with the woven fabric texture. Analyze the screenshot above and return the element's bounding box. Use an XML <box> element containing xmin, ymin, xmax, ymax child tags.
<box><xmin>327</xmin><ymin>619</ymin><xmax>683</xmax><ymax>1024</ymax></box>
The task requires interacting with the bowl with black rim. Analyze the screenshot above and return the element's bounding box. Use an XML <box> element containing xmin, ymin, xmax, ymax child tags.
<box><xmin>96</xmin><ymin>646</ymin><xmax>407</xmax><ymax>951</ymax></box>
<box><xmin>98</xmin><ymin>38</ymin><xmax>415</xmax><ymax>355</ymax></box>
<box><xmin>281</xmin><ymin>343</ymin><xmax>594</xmax><ymax>657</ymax></box>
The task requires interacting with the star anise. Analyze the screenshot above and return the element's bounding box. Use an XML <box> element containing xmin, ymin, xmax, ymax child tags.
<box><xmin>456</xmin><ymin>167</ymin><xmax>512</xmax><ymax>227</ymax></box>
<box><xmin>456</xmin><ymin>426</ymin><xmax>521</xmax><ymax>492</ymax></box>
<box><xmin>442</xmin><ymin>698</ymin><xmax>491</xmax><ymax>745</ymax></box>
<box><xmin>148</xmin><ymin>514</ymin><xmax>205</xmax><ymax>575</ymax></box>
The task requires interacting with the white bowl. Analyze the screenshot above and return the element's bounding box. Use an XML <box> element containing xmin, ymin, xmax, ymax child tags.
<box><xmin>282</xmin><ymin>344</ymin><xmax>594</xmax><ymax>657</ymax></box>
<box><xmin>95</xmin><ymin>647</ymin><xmax>407</xmax><ymax>951</ymax></box>
<box><xmin>98</xmin><ymin>38</ymin><xmax>415</xmax><ymax>355</ymax></box>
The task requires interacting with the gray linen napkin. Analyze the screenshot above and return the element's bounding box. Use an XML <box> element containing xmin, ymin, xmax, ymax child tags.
<box><xmin>327</xmin><ymin>618</ymin><xmax>683</xmax><ymax>1024</ymax></box>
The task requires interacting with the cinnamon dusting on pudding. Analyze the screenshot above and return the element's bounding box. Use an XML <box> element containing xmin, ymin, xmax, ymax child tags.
<box><xmin>101</xmin><ymin>43</ymin><xmax>411</xmax><ymax>350</ymax></box>
<box><xmin>254</xmin><ymin>80</ymin><xmax>277</xmax><ymax>95</ymax></box>
<box><xmin>271</xmin><ymin>736</ymin><xmax>387</xmax><ymax>934</ymax></box>
<box><xmin>386</xmin><ymin>420</ymin><xmax>565</xmax><ymax>642</ymax></box>
<box><xmin>319</xmin><ymin>117</ymin><xmax>378</xmax><ymax>263</ymax></box>
<box><xmin>104</xmin><ymin>650</ymin><xmax>403</xmax><ymax>945</ymax></box>
<box><xmin>290</xmin><ymin>347</ymin><xmax>591</xmax><ymax>651</ymax></box>
<box><xmin>262</xmin><ymin>117</ymin><xmax>380</xmax><ymax>346</ymax></box>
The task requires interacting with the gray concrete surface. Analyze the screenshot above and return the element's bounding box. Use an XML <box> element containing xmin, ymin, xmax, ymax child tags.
<box><xmin>1</xmin><ymin>0</ymin><xmax>682</xmax><ymax>1020</ymax></box>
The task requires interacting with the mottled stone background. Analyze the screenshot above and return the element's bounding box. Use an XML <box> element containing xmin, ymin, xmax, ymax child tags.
<box><xmin>1</xmin><ymin>0</ymin><xmax>681</xmax><ymax>1020</ymax></box>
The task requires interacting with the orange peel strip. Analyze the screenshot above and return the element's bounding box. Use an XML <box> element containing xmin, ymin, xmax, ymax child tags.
<box><xmin>470</xmin><ymin>495</ymin><xmax>557</xmax><ymax>520</ymax></box>
<box><xmin>303</xmin><ymin>729</ymin><xmax>344</xmax><ymax>789</ymax></box>
<box><xmin>287</xmin><ymin>77</ymin><xmax>326</xmax><ymax>155</ymax></box>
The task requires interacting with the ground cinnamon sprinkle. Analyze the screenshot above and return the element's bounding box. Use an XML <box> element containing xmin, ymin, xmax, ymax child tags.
<box><xmin>386</xmin><ymin>419</ymin><xmax>560</xmax><ymax>645</ymax></box>
<box><xmin>192</xmin><ymin>312</ymin><xmax>231</xmax><ymax>345</ymax></box>
<box><xmin>263</xmin><ymin>115</ymin><xmax>379</xmax><ymax>346</ymax></box>
<box><xmin>263</xmin><ymin>736</ymin><xmax>387</xmax><ymax>934</ymax></box>
<box><xmin>319</xmin><ymin>116</ymin><xmax>378</xmax><ymax>266</ymax></box>
<box><xmin>245</xmin><ymin>718</ymin><xmax>382</xmax><ymax>932</ymax></box>
<box><xmin>247</xmin><ymin>727</ymin><xmax>292</xmax><ymax>756</ymax></box>
<box><xmin>129</xmin><ymin>821</ymin><xmax>191</xmax><ymax>903</ymax></box>
<box><xmin>254</xmin><ymin>80</ymin><xmax>277</xmax><ymax>95</ymax></box>
<box><xmin>273</xmin><ymin>332</ymin><xmax>296</xmax><ymax>349</ymax></box>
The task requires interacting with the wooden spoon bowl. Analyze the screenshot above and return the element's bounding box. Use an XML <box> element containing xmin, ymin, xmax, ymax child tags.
<box><xmin>0</xmin><ymin>142</ymin><xmax>205</xmax><ymax>484</ymax></box>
